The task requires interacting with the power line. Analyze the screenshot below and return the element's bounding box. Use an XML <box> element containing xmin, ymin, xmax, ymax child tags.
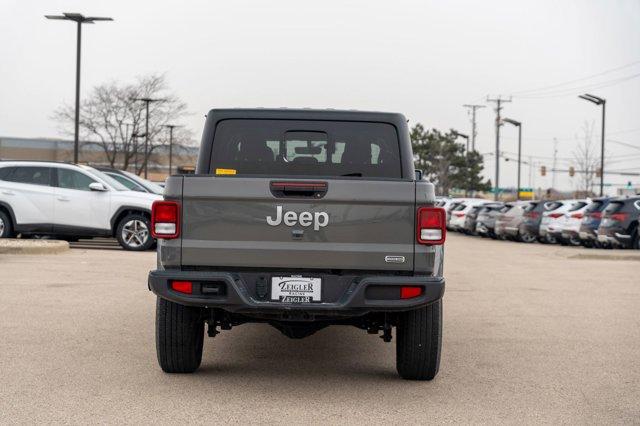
<box><xmin>511</xmin><ymin>59</ymin><xmax>640</xmax><ymax>95</ymax></box>
<box><xmin>514</xmin><ymin>72</ymin><xmax>640</xmax><ymax>99</ymax></box>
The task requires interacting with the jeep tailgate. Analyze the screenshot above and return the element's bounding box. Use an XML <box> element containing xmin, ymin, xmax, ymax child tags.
<box><xmin>179</xmin><ymin>177</ymin><xmax>416</xmax><ymax>271</ymax></box>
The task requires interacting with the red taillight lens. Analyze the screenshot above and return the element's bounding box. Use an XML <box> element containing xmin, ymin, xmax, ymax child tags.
<box><xmin>151</xmin><ymin>200</ymin><xmax>180</xmax><ymax>239</ymax></box>
<box><xmin>591</xmin><ymin>212</ymin><xmax>602</xmax><ymax>219</ymax></box>
<box><xmin>400</xmin><ymin>286</ymin><xmax>423</xmax><ymax>299</ymax></box>
<box><xmin>171</xmin><ymin>280</ymin><xmax>192</xmax><ymax>294</ymax></box>
<box><xmin>528</xmin><ymin>211</ymin><xmax>540</xmax><ymax>219</ymax></box>
<box><xmin>417</xmin><ymin>207</ymin><xmax>446</xmax><ymax>245</ymax></box>
<box><xmin>453</xmin><ymin>212</ymin><xmax>465</xmax><ymax>217</ymax></box>
<box><xmin>549</xmin><ymin>212</ymin><xmax>563</xmax><ymax>219</ymax></box>
<box><xmin>610</xmin><ymin>213</ymin><xmax>628</xmax><ymax>222</ymax></box>
<box><xmin>571</xmin><ymin>212</ymin><xmax>584</xmax><ymax>219</ymax></box>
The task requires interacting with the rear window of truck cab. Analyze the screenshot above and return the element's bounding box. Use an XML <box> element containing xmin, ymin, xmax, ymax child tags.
<box><xmin>210</xmin><ymin>119</ymin><xmax>402</xmax><ymax>178</ymax></box>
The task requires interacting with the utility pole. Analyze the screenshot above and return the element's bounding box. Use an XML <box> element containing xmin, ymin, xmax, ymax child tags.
<box><xmin>463</xmin><ymin>104</ymin><xmax>485</xmax><ymax>152</ymax></box>
<box><xmin>552</xmin><ymin>138</ymin><xmax>558</xmax><ymax>190</ymax></box>
<box><xmin>486</xmin><ymin>96</ymin><xmax>511</xmax><ymax>200</ymax></box>
<box><xmin>529</xmin><ymin>156</ymin><xmax>533</xmax><ymax>188</ymax></box>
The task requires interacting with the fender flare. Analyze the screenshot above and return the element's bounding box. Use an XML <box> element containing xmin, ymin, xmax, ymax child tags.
<box><xmin>110</xmin><ymin>205</ymin><xmax>152</xmax><ymax>231</ymax></box>
<box><xmin>0</xmin><ymin>201</ymin><xmax>17</xmax><ymax>227</ymax></box>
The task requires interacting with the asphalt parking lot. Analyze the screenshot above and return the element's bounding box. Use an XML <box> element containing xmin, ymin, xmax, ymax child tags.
<box><xmin>0</xmin><ymin>234</ymin><xmax>638</xmax><ymax>424</ymax></box>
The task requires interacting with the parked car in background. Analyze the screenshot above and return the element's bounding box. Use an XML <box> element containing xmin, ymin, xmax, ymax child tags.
<box><xmin>494</xmin><ymin>201</ymin><xmax>532</xmax><ymax>241</ymax></box>
<box><xmin>463</xmin><ymin>204</ymin><xmax>484</xmax><ymax>235</ymax></box>
<box><xmin>475</xmin><ymin>202</ymin><xmax>504</xmax><ymax>238</ymax></box>
<box><xmin>449</xmin><ymin>199</ymin><xmax>487</xmax><ymax>232</ymax></box>
<box><xmin>597</xmin><ymin>196</ymin><xmax>640</xmax><ymax>249</ymax></box>
<box><xmin>95</xmin><ymin>167</ymin><xmax>164</xmax><ymax>195</ymax></box>
<box><xmin>578</xmin><ymin>197</ymin><xmax>612</xmax><ymax>247</ymax></box>
<box><xmin>552</xmin><ymin>200</ymin><xmax>590</xmax><ymax>246</ymax></box>
<box><xmin>519</xmin><ymin>200</ymin><xmax>548</xmax><ymax>243</ymax></box>
<box><xmin>539</xmin><ymin>200</ymin><xmax>579</xmax><ymax>244</ymax></box>
<box><xmin>0</xmin><ymin>161</ymin><xmax>161</xmax><ymax>250</ymax></box>
<box><xmin>445</xmin><ymin>199</ymin><xmax>463</xmax><ymax>229</ymax></box>
<box><xmin>545</xmin><ymin>200</ymin><xmax>588</xmax><ymax>245</ymax></box>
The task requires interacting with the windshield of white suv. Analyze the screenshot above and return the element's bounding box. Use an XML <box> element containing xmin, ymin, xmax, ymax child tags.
<box><xmin>80</xmin><ymin>166</ymin><xmax>128</xmax><ymax>191</ymax></box>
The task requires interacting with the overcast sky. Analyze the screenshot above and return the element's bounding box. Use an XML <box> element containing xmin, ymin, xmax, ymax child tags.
<box><xmin>2</xmin><ymin>0</ymin><xmax>639</xmax><ymax>192</ymax></box>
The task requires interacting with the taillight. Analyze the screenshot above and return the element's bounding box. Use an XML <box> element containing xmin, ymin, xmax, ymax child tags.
<box><xmin>549</xmin><ymin>212</ymin><xmax>563</xmax><ymax>219</ymax></box>
<box><xmin>590</xmin><ymin>212</ymin><xmax>602</xmax><ymax>219</ymax></box>
<box><xmin>528</xmin><ymin>211</ymin><xmax>540</xmax><ymax>219</ymax></box>
<box><xmin>400</xmin><ymin>286</ymin><xmax>423</xmax><ymax>299</ymax></box>
<box><xmin>610</xmin><ymin>212</ymin><xmax>628</xmax><ymax>222</ymax></box>
<box><xmin>571</xmin><ymin>212</ymin><xmax>584</xmax><ymax>219</ymax></box>
<box><xmin>453</xmin><ymin>212</ymin><xmax>465</xmax><ymax>217</ymax></box>
<box><xmin>151</xmin><ymin>200</ymin><xmax>180</xmax><ymax>239</ymax></box>
<box><xmin>417</xmin><ymin>207</ymin><xmax>446</xmax><ymax>245</ymax></box>
<box><xmin>171</xmin><ymin>280</ymin><xmax>192</xmax><ymax>294</ymax></box>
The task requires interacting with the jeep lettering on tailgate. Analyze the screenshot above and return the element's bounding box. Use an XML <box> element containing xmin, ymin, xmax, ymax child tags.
<box><xmin>266</xmin><ymin>205</ymin><xmax>329</xmax><ymax>231</ymax></box>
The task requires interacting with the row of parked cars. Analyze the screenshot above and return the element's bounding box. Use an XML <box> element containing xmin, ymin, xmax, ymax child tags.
<box><xmin>437</xmin><ymin>195</ymin><xmax>640</xmax><ymax>249</ymax></box>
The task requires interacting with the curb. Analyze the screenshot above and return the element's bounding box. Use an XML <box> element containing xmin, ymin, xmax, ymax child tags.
<box><xmin>0</xmin><ymin>239</ymin><xmax>70</xmax><ymax>255</ymax></box>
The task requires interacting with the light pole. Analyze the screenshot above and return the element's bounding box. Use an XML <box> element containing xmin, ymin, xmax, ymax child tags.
<box><xmin>163</xmin><ymin>124</ymin><xmax>181</xmax><ymax>176</ymax></box>
<box><xmin>132</xmin><ymin>98</ymin><xmax>165</xmax><ymax>178</ymax></box>
<box><xmin>452</xmin><ymin>131</ymin><xmax>470</xmax><ymax>196</ymax></box>
<box><xmin>131</xmin><ymin>132</ymin><xmax>146</xmax><ymax>175</ymax></box>
<box><xmin>452</xmin><ymin>131</ymin><xmax>470</xmax><ymax>155</ymax></box>
<box><xmin>502</xmin><ymin>118</ymin><xmax>522</xmax><ymax>200</ymax></box>
<box><xmin>578</xmin><ymin>93</ymin><xmax>606</xmax><ymax>196</ymax></box>
<box><xmin>45</xmin><ymin>13</ymin><xmax>113</xmax><ymax>163</ymax></box>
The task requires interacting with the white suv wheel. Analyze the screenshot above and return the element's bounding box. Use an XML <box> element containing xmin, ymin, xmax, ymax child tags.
<box><xmin>115</xmin><ymin>213</ymin><xmax>154</xmax><ymax>251</ymax></box>
<box><xmin>121</xmin><ymin>219</ymin><xmax>149</xmax><ymax>248</ymax></box>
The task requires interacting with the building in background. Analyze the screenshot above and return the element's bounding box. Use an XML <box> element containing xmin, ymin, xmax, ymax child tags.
<box><xmin>0</xmin><ymin>136</ymin><xmax>197</xmax><ymax>182</ymax></box>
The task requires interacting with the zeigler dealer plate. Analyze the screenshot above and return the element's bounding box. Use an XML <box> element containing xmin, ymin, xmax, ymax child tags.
<box><xmin>271</xmin><ymin>276</ymin><xmax>321</xmax><ymax>303</ymax></box>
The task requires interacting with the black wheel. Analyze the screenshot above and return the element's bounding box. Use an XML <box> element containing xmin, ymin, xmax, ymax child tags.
<box><xmin>396</xmin><ymin>299</ymin><xmax>442</xmax><ymax>381</ymax></box>
<box><xmin>0</xmin><ymin>210</ymin><xmax>13</xmax><ymax>238</ymax></box>
<box><xmin>115</xmin><ymin>213</ymin><xmax>153</xmax><ymax>251</ymax></box>
<box><xmin>568</xmin><ymin>235</ymin><xmax>582</xmax><ymax>246</ymax></box>
<box><xmin>156</xmin><ymin>297</ymin><xmax>204</xmax><ymax>373</ymax></box>
<box><xmin>518</xmin><ymin>226</ymin><xmax>537</xmax><ymax>243</ymax></box>
<box><xmin>632</xmin><ymin>227</ymin><xmax>640</xmax><ymax>250</ymax></box>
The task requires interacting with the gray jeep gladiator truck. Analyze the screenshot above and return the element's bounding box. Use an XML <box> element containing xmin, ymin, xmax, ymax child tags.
<box><xmin>148</xmin><ymin>109</ymin><xmax>446</xmax><ymax>380</ymax></box>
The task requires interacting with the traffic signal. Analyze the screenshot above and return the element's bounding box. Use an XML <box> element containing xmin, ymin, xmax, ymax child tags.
<box><xmin>540</xmin><ymin>165</ymin><xmax>546</xmax><ymax>176</ymax></box>
<box><xmin>569</xmin><ymin>166</ymin><xmax>575</xmax><ymax>177</ymax></box>
<box><xmin>595</xmin><ymin>168</ymin><xmax>602</xmax><ymax>178</ymax></box>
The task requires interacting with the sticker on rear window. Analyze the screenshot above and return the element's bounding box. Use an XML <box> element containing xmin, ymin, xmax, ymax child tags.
<box><xmin>215</xmin><ymin>168</ymin><xmax>237</xmax><ymax>175</ymax></box>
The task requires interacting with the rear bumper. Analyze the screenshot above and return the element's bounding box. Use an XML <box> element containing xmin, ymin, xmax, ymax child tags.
<box><xmin>148</xmin><ymin>270</ymin><xmax>445</xmax><ymax>316</ymax></box>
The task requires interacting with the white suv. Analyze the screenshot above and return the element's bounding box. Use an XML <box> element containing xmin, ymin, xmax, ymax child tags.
<box><xmin>0</xmin><ymin>161</ymin><xmax>162</xmax><ymax>250</ymax></box>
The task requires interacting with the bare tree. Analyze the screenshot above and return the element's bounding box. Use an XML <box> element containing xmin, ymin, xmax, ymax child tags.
<box><xmin>572</xmin><ymin>121</ymin><xmax>599</xmax><ymax>195</ymax></box>
<box><xmin>53</xmin><ymin>74</ymin><xmax>192</xmax><ymax>174</ymax></box>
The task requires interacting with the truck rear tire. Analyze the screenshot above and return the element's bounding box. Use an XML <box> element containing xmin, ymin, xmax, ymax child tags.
<box><xmin>156</xmin><ymin>297</ymin><xmax>204</xmax><ymax>373</ymax></box>
<box><xmin>396</xmin><ymin>299</ymin><xmax>442</xmax><ymax>380</ymax></box>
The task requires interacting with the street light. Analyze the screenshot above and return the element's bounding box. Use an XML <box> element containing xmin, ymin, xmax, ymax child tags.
<box><xmin>131</xmin><ymin>98</ymin><xmax>165</xmax><ymax>179</ymax></box>
<box><xmin>502</xmin><ymin>118</ymin><xmax>522</xmax><ymax>200</ymax></box>
<box><xmin>45</xmin><ymin>13</ymin><xmax>113</xmax><ymax>163</ymax></box>
<box><xmin>452</xmin><ymin>130</ymin><xmax>470</xmax><ymax>155</ymax></box>
<box><xmin>131</xmin><ymin>132</ymin><xmax>146</xmax><ymax>174</ymax></box>
<box><xmin>578</xmin><ymin>93</ymin><xmax>606</xmax><ymax>196</ymax></box>
<box><xmin>163</xmin><ymin>124</ymin><xmax>181</xmax><ymax>176</ymax></box>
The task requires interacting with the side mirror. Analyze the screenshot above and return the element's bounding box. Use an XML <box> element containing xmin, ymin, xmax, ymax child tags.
<box><xmin>415</xmin><ymin>169</ymin><xmax>424</xmax><ymax>181</ymax></box>
<box><xmin>89</xmin><ymin>182</ymin><xmax>108</xmax><ymax>192</ymax></box>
